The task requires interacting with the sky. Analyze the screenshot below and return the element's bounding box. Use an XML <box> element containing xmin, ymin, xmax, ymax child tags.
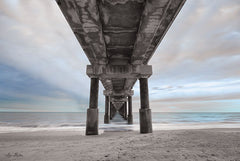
<box><xmin>0</xmin><ymin>0</ymin><xmax>240</xmax><ymax>112</ymax></box>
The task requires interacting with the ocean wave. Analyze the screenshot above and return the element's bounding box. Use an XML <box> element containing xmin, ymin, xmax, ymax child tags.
<box><xmin>1</xmin><ymin>122</ymin><xmax>240</xmax><ymax>134</ymax></box>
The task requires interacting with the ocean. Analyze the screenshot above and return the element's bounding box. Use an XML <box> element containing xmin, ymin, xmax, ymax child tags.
<box><xmin>0</xmin><ymin>112</ymin><xmax>240</xmax><ymax>133</ymax></box>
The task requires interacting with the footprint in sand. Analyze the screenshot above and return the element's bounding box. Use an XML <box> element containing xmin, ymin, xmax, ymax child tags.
<box><xmin>5</xmin><ymin>152</ymin><xmax>23</xmax><ymax>158</ymax></box>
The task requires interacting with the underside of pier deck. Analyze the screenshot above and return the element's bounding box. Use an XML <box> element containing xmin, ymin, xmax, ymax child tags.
<box><xmin>56</xmin><ymin>0</ymin><xmax>186</xmax><ymax>135</ymax></box>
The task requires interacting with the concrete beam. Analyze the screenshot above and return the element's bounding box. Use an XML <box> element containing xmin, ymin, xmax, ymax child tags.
<box><xmin>131</xmin><ymin>0</ymin><xmax>186</xmax><ymax>64</ymax></box>
<box><xmin>100</xmin><ymin>78</ymin><xmax>113</xmax><ymax>92</ymax></box>
<box><xmin>86</xmin><ymin>64</ymin><xmax>152</xmax><ymax>78</ymax></box>
<box><xmin>110</xmin><ymin>97</ymin><xmax>128</xmax><ymax>103</ymax></box>
<box><xmin>56</xmin><ymin>0</ymin><xmax>107</xmax><ymax>64</ymax></box>
<box><xmin>103</xmin><ymin>89</ymin><xmax>134</xmax><ymax>97</ymax></box>
<box><xmin>124</xmin><ymin>78</ymin><xmax>137</xmax><ymax>91</ymax></box>
<box><xmin>112</xmin><ymin>102</ymin><xmax>125</xmax><ymax>111</ymax></box>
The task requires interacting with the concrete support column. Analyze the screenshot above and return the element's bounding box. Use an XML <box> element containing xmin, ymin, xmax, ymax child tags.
<box><xmin>139</xmin><ymin>78</ymin><xmax>152</xmax><ymax>133</ymax></box>
<box><xmin>86</xmin><ymin>78</ymin><xmax>99</xmax><ymax>135</ymax></box>
<box><xmin>124</xmin><ymin>102</ymin><xmax>127</xmax><ymax>120</ymax></box>
<box><xmin>110</xmin><ymin>102</ymin><xmax>112</xmax><ymax>120</ymax></box>
<box><xmin>104</xmin><ymin>96</ymin><xmax>110</xmax><ymax>124</ymax></box>
<box><xmin>128</xmin><ymin>96</ymin><xmax>133</xmax><ymax>124</ymax></box>
<box><xmin>110</xmin><ymin>102</ymin><xmax>116</xmax><ymax>120</ymax></box>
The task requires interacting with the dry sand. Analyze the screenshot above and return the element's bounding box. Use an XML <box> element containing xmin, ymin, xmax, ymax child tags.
<box><xmin>0</xmin><ymin>128</ymin><xmax>240</xmax><ymax>161</ymax></box>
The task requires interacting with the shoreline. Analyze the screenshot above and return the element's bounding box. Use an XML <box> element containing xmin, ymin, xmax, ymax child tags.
<box><xmin>1</xmin><ymin>122</ymin><xmax>240</xmax><ymax>134</ymax></box>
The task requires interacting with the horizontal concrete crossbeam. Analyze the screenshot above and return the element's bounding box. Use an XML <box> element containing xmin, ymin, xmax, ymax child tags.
<box><xmin>103</xmin><ymin>89</ymin><xmax>134</xmax><ymax>97</ymax></box>
<box><xmin>86</xmin><ymin>64</ymin><xmax>152</xmax><ymax>79</ymax></box>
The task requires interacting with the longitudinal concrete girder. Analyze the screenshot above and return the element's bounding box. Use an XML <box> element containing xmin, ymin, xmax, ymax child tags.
<box><xmin>56</xmin><ymin>0</ymin><xmax>107</xmax><ymax>64</ymax></box>
<box><xmin>56</xmin><ymin>0</ymin><xmax>186</xmax><ymax>135</ymax></box>
<box><xmin>131</xmin><ymin>0</ymin><xmax>186</xmax><ymax>64</ymax></box>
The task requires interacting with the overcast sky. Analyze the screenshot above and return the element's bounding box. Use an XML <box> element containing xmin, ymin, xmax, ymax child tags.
<box><xmin>0</xmin><ymin>0</ymin><xmax>240</xmax><ymax>112</ymax></box>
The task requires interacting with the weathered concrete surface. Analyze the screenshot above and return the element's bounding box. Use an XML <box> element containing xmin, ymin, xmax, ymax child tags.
<box><xmin>132</xmin><ymin>0</ymin><xmax>186</xmax><ymax>64</ymax></box>
<box><xmin>128</xmin><ymin>96</ymin><xmax>133</xmax><ymax>124</ymax></box>
<box><xmin>87</xmin><ymin>64</ymin><xmax>152</xmax><ymax>79</ymax></box>
<box><xmin>57</xmin><ymin>0</ymin><xmax>186</xmax><ymax>134</ymax></box>
<box><xmin>86</xmin><ymin>78</ymin><xmax>99</xmax><ymax>135</ymax></box>
<box><xmin>104</xmin><ymin>96</ymin><xmax>110</xmax><ymax>124</ymax></box>
<box><xmin>57</xmin><ymin>0</ymin><xmax>186</xmax><ymax>94</ymax></box>
<box><xmin>139</xmin><ymin>78</ymin><xmax>152</xmax><ymax>133</ymax></box>
<box><xmin>56</xmin><ymin>0</ymin><xmax>107</xmax><ymax>64</ymax></box>
<box><xmin>139</xmin><ymin>108</ymin><xmax>152</xmax><ymax>133</ymax></box>
<box><xmin>139</xmin><ymin>78</ymin><xmax>149</xmax><ymax>109</ymax></box>
<box><xmin>89</xmin><ymin>78</ymin><xmax>99</xmax><ymax>109</ymax></box>
<box><xmin>110</xmin><ymin>102</ymin><xmax>117</xmax><ymax>120</ymax></box>
<box><xmin>86</xmin><ymin>108</ymin><xmax>99</xmax><ymax>135</ymax></box>
<box><xmin>57</xmin><ymin>0</ymin><xmax>185</xmax><ymax>97</ymax></box>
<box><xmin>124</xmin><ymin>102</ymin><xmax>127</xmax><ymax>120</ymax></box>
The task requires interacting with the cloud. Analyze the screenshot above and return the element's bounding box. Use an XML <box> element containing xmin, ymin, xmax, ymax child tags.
<box><xmin>0</xmin><ymin>64</ymin><xmax>91</xmax><ymax>112</ymax></box>
<box><xmin>148</xmin><ymin>99</ymin><xmax>240</xmax><ymax>112</ymax></box>
<box><xmin>0</xmin><ymin>0</ymin><xmax>239</xmax><ymax>112</ymax></box>
<box><xmin>149</xmin><ymin>0</ymin><xmax>240</xmax><ymax>82</ymax></box>
<box><xmin>0</xmin><ymin>1</ymin><xmax>107</xmax><ymax>111</ymax></box>
<box><xmin>0</xmin><ymin>0</ymin><xmax>92</xmax><ymax>98</ymax></box>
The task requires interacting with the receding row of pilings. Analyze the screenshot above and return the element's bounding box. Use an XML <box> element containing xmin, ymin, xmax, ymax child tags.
<box><xmin>104</xmin><ymin>95</ymin><xmax>133</xmax><ymax>124</ymax></box>
<box><xmin>86</xmin><ymin>77</ymin><xmax>152</xmax><ymax>135</ymax></box>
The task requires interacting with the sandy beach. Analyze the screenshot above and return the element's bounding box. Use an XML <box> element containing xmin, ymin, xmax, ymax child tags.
<box><xmin>0</xmin><ymin>128</ymin><xmax>240</xmax><ymax>161</ymax></box>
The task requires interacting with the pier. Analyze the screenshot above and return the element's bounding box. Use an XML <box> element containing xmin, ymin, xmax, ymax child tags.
<box><xmin>56</xmin><ymin>0</ymin><xmax>186</xmax><ymax>135</ymax></box>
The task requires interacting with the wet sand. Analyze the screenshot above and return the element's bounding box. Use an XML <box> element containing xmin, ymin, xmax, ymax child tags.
<box><xmin>0</xmin><ymin>128</ymin><xmax>240</xmax><ymax>161</ymax></box>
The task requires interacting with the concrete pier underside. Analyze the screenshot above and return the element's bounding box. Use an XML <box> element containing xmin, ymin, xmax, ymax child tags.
<box><xmin>57</xmin><ymin>0</ymin><xmax>186</xmax><ymax>135</ymax></box>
